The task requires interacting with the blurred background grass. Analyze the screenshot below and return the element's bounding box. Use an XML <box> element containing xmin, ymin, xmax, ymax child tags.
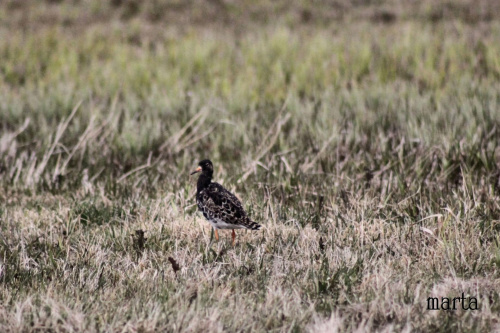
<box><xmin>1</xmin><ymin>0</ymin><xmax>500</xmax><ymax>194</ymax></box>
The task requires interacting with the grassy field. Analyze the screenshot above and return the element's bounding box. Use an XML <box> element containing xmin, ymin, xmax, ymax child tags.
<box><xmin>1</xmin><ymin>1</ymin><xmax>500</xmax><ymax>332</ymax></box>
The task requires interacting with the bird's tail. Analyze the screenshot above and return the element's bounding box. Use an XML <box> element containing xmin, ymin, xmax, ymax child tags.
<box><xmin>247</xmin><ymin>221</ymin><xmax>261</xmax><ymax>230</ymax></box>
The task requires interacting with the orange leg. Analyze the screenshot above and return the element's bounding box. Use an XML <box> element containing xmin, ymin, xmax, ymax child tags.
<box><xmin>231</xmin><ymin>230</ymin><xmax>236</xmax><ymax>247</ymax></box>
<box><xmin>214</xmin><ymin>229</ymin><xmax>219</xmax><ymax>241</ymax></box>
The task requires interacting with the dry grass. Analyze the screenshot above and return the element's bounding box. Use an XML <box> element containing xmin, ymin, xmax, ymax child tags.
<box><xmin>1</xmin><ymin>1</ymin><xmax>500</xmax><ymax>332</ymax></box>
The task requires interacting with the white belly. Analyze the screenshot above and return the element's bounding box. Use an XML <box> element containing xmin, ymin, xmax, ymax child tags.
<box><xmin>207</xmin><ymin>218</ymin><xmax>246</xmax><ymax>230</ymax></box>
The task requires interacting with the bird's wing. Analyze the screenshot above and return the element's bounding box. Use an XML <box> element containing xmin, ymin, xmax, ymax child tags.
<box><xmin>198</xmin><ymin>183</ymin><xmax>261</xmax><ymax>230</ymax></box>
<box><xmin>198</xmin><ymin>183</ymin><xmax>247</xmax><ymax>221</ymax></box>
<box><xmin>209</xmin><ymin>183</ymin><xmax>245</xmax><ymax>210</ymax></box>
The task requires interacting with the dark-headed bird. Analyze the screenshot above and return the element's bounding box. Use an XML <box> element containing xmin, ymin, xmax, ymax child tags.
<box><xmin>191</xmin><ymin>159</ymin><xmax>261</xmax><ymax>246</ymax></box>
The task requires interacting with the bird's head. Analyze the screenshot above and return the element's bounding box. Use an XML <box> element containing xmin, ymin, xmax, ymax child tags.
<box><xmin>190</xmin><ymin>159</ymin><xmax>213</xmax><ymax>176</ymax></box>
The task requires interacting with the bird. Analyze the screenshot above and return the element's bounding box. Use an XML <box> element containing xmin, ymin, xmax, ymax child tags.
<box><xmin>190</xmin><ymin>159</ymin><xmax>261</xmax><ymax>246</ymax></box>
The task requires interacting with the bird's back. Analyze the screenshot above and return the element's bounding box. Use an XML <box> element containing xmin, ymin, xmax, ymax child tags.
<box><xmin>196</xmin><ymin>182</ymin><xmax>260</xmax><ymax>230</ymax></box>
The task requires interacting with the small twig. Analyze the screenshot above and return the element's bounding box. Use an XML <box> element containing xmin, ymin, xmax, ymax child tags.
<box><xmin>131</xmin><ymin>229</ymin><xmax>147</xmax><ymax>255</ymax></box>
<box><xmin>168</xmin><ymin>257</ymin><xmax>180</xmax><ymax>274</ymax></box>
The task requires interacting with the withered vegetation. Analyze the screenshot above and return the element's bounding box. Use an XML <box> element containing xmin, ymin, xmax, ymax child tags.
<box><xmin>1</xmin><ymin>1</ymin><xmax>500</xmax><ymax>332</ymax></box>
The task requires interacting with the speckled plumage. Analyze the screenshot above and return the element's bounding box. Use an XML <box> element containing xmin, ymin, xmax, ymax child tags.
<box><xmin>192</xmin><ymin>160</ymin><xmax>261</xmax><ymax>233</ymax></box>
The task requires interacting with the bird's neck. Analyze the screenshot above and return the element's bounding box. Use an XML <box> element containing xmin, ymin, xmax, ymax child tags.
<box><xmin>197</xmin><ymin>173</ymin><xmax>212</xmax><ymax>192</ymax></box>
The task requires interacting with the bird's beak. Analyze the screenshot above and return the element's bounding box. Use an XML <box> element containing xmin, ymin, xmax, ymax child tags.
<box><xmin>190</xmin><ymin>166</ymin><xmax>202</xmax><ymax>175</ymax></box>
